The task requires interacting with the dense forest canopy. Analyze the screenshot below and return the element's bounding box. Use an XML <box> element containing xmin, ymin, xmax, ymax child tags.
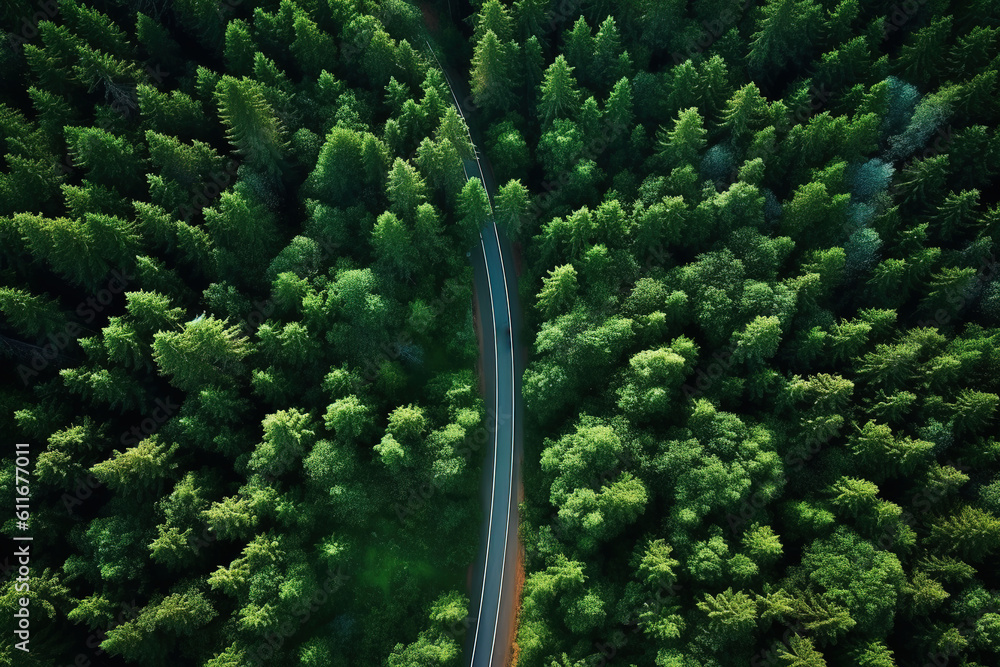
<box><xmin>479</xmin><ymin>0</ymin><xmax>1000</xmax><ymax>666</ymax></box>
<box><xmin>1</xmin><ymin>0</ymin><xmax>999</xmax><ymax>666</ymax></box>
<box><xmin>1</xmin><ymin>0</ymin><xmax>486</xmax><ymax>665</ymax></box>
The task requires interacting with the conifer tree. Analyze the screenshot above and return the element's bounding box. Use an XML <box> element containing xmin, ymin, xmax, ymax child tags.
<box><xmin>152</xmin><ymin>316</ymin><xmax>250</xmax><ymax>392</ymax></box>
<box><xmin>291</xmin><ymin>9</ymin><xmax>337</xmax><ymax>78</ymax></box>
<box><xmin>214</xmin><ymin>76</ymin><xmax>289</xmax><ymax>177</ymax></box>
<box><xmin>748</xmin><ymin>0</ymin><xmax>824</xmax><ymax>79</ymax></box>
<box><xmin>538</xmin><ymin>56</ymin><xmax>581</xmax><ymax>127</ymax></box>
<box><xmin>470</xmin><ymin>30</ymin><xmax>515</xmax><ymax>114</ymax></box>
<box><xmin>656</xmin><ymin>107</ymin><xmax>708</xmax><ymax>171</ymax></box>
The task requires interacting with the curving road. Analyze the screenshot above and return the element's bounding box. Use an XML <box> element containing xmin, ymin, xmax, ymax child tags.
<box><xmin>423</xmin><ymin>40</ymin><xmax>525</xmax><ymax>667</ymax></box>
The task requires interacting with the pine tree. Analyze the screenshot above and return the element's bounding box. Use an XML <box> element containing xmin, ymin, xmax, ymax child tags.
<box><xmin>896</xmin><ymin>16</ymin><xmax>953</xmax><ymax>89</ymax></box>
<box><xmin>174</xmin><ymin>0</ymin><xmax>228</xmax><ymax>51</ymax></box>
<box><xmin>538</xmin><ymin>56</ymin><xmax>581</xmax><ymax>127</ymax></box>
<box><xmin>435</xmin><ymin>106</ymin><xmax>475</xmax><ymax>160</ymax></box>
<box><xmin>323</xmin><ymin>394</ymin><xmax>374</xmax><ymax>444</ymax></box>
<box><xmin>733</xmin><ymin>315</ymin><xmax>783</xmax><ymax>366</ymax></box>
<box><xmin>947</xmin><ymin>26</ymin><xmax>1000</xmax><ymax>79</ymax></box>
<box><xmin>926</xmin><ymin>506</ymin><xmax>1000</xmax><ymax>561</ymax></box>
<box><xmin>639</xmin><ymin>0</ymin><xmax>687</xmax><ymax>53</ymax></box>
<box><xmin>0</xmin><ymin>288</ymin><xmax>65</xmax><ymax>339</ymax></box>
<box><xmin>136</xmin><ymin>12</ymin><xmax>183</xmax><ymax>74</ymax></box>
<box><xmin>386</xmin><ymin>158</ymin><xmax>429</xmax><ymax>220</ymax></box>
<box><xmin>136</xmin><ymin>85</ymin><xmax>207</xmax><ymax>140</ymax></box>
<box><xmin>495</xmin><ymin>179</ymin><xmax>530</xmax><ymax>240</ymax></box>
<box><xmin>152</xmin><ymin>316</ymin><xmax>251</xmax><ymax>392</ymax></box>
<box><xmin>475</xmin><ymin>0</ymin><xmax>513</xmax><ymax>44</ymax></box>
<box><xmin>748</xmin><ymin>0</ymin><xmax>824</xmax><ymax>80</ymax></box>
<box><xmin>415</xmin><ymin>137</ymin><xmax>466</xmax><ymax>205</ymax></box>
<box><xmin>90</xmin><ymin>436</ymin><xmax>178</xmax><ymax>498</ymax></box>
<box><xmin>950</xmin><ymin>389</ymin><xmax>998</xmax><ymax>435</ymax></box>
<box><xmin>385</xmin><ymin>97</ymin><xmax>431</xmax><ymax>157</ymax></box>
<box><xmin>291</xmin><ymin>8</ymin><xmax>337</xmax><ymax>79</ymax></box>
<box><xmin>918</xmin><ymin>266</ymin><xmax>976</xmax><ymax>317</ymax></box>
<box><xmin>722</xmin><ymin>84</ymin><xmax>774</xmax><ymax>149</ymax></box>
<box><xmin>372</xmin><ymin>211</ymin><xmax>418</xmax><ymax>280</ymax></box>
<box><xmin>249</xmin><ymin>408</ymin><xmax>316</xmax><ymax>477</ymax></box>
<box><xmin>65</xmin><ymin>126</ymin><xmax>146</xmax><ymax>193</ymax></box>
<box><xmin>592</xmin><ymin>16</ymin><xmax>630</xmax><ymax>92</ymax></box>
<box><xmin>145</xmin><ymin>131</ymin><xmax>225</xmax><ymax>189</ymax></box>
<box><xmin>513</xmin><ymin>0</ymin><xmax>549</xmax><ymax>40</ymax></box>
<box><xmin>214</xmin><ymin>76</ymin><xmax>288</xmax><ymax>177</ymax></box>
<box><xmin>824</xmin><ymin>0</ymin><xmax>860</xmax><ymax>46</ymax></box>
<box><xmin>696</xmin><ymin>588</ymin><xmax>758</xmax><ymax>643</ymax></box>
<box><xmin>846</xmin><ymin>419</ymin><xmax>934</xmax><ymax>479</ymax></box>
<box><xmin>536</xmin><ymin>264</ymin><xmax>579</xmax><ymax>319</ymax></box>
<box><xmin>562</xmin><ymin>17</ymin><xmax>593</xmax><ymax>83</ymax></box>
<box><xmin>487</xmin><ymin>120</ymin><xmax>530</xmax><ymax>182</ymax></box>
<box><xmin>15</xmin><ymin>213</ymin><xmax>109</xmax><ymax>288</ymax></box>
<box><xmin>896</xmin><ymin>155</ymin><xmax>949</xmax><ymax>212</ymax></box>
<box><xmin>27</xmin><ymin>86</ymin><xmax>77</xmax><ymax>147</ymax></box>
<box><xmin>306</xmin><ymin>127</ymin><xmax>389</xmax><ymax>208</ymax></box>
<box><xmin>457</xmin><ymin>178</ymin><xmax>492</xmax><ymax>248</ymax></box>
<box><xmin>202</xmin><ymin>190</ymin><xmax>281</xmax><ymax>288</ymax></box>
<box><xmin>656</xmin><ymin>107</ymin><xmax>707</xmax><ymax>171</ymax></box>
<box><xmin>470</xmin><ymin>30</ymin><xmax>515</xmax><ymax>114</ymax></box>
<box><xmin>604</xmin><ymin>77</ymin><xmax>635</xmax><ymax>135</ymax></box>
<box><xmin>223</xmin><ymin>20</ymin><xmax>256</xmax><ymax>77</ymax></box>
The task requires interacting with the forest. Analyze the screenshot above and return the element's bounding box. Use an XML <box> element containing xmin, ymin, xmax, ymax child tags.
<box><xmin>1</xmin><ymin>0</ymin><xmax>999</xmax><ymax>666</ymax></box>
<box><xmin>1</xmin><ymin>0</ymin><xmax>487</xmax><ymax>665</ymax></box>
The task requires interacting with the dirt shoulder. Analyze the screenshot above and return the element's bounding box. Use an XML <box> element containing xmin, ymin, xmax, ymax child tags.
<box><xmin>503</xmin><ymin>475</ymin><xmax>526</xmax><ymax>667</ymax></box>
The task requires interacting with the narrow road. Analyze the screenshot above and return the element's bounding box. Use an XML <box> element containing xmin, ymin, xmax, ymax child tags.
<box><xmin>422</xmin><ymin>40</ymin><xmax>525</xmax><ymax>667</ymax></box>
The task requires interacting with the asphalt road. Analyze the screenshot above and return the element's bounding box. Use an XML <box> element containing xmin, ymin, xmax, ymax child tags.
<box><xmin>423</xmin><ymin>41</ymin><xmax>525</xmax><ymax>667</ymax></box>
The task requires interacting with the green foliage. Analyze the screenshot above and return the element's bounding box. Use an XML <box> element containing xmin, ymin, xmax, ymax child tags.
<box><xmin>538</xmin><ymin>56</ymin><xmax>581</xmax><ymax>127</ymax></box>
<box><xmin>536</xmin><ymin>264</ymin><xmax>579</xmax><ymax>319</ymax></box>
<box><xmin>748</xmin><ymin>0</ymin><xmax>824</xmax><ymax>79</ymax></box>
<box><xmin>152</xmin><ymin>316</ymin><xmax>250</xmax><ymax>392</ymax></box>
<box><xmin>214</xmin><ymin>75</ymin><xmax>288</xmax><ymax>176</ymax></box>
<box><xmin>470</xmin><ymin>30</ymin><xmax>515</xmax><ymax>114</ymax></box>
<box><xmin>4</xmin><ymin>2</ymin><xmax>1000</xmax><ymax>666</ymax></box>
<box><xmin>65</xmin><ymin>126</ymin><xmax>146</xmax><ymax>193</ymax></box>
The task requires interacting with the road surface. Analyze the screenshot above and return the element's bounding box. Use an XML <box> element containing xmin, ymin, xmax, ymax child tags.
<box><xmin>423</xmin><ymin>41</ymin><xmax>525</xmax><ymax>667</ymax></box>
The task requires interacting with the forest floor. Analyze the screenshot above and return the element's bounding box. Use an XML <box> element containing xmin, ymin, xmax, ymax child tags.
<box><xmin>505</xmin><ymin>476</ymin><xmax>526</xmax><ymax>667</ymax></box>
